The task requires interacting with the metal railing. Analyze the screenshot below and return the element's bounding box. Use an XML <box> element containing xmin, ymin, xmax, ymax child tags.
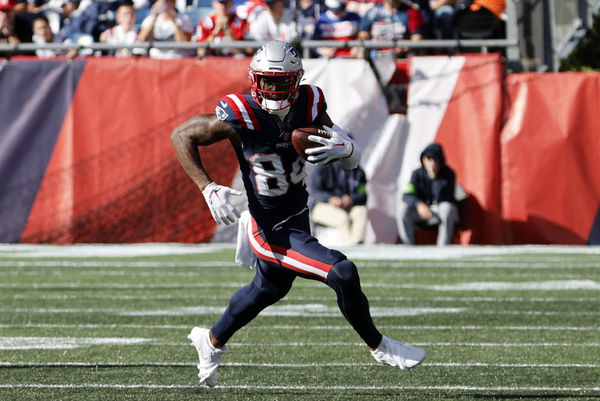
<box><xmin>0</xmin><ymin>38</ymin><xmax>520</xmax><ymax>61</ymax></box>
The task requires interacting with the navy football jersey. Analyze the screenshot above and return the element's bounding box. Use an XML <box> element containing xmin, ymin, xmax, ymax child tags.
<box><xmin>215</xmin><ymin>84</ymin><xmax>327</xmax><ymax>227</ymax></box>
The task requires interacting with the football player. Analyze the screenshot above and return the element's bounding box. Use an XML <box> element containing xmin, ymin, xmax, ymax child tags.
<box><xmin>170</xmin><ymin>40</ymin><xmax>426</xmax><ymax>387</ymax></box>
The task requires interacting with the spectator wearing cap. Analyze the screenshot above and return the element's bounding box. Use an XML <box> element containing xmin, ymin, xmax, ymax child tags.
<box><xmin>247</xmin><ymin>0</ymin><xmax>298</xmax><ymax>43</ymax></box>
<box><xmin>397</xmin><ymin>142</ymin><xmax>459</xmax><ymax>246</ymax></box>
<box><xmin>138</xmin><ymin>0</ymin><xmax>194</xmax><ymax>59</ymax></box>
<box><xmin>195</xmin><ymin>0</ymin><xmax>250</xmax><ymax>57</ymax></box>
<box><xmin>311</xmin><ymin>0</ymin><xmax>360</xmax><ymax>58</ymax></box>
<box><xmin>357</xmin><ymin>0</ymin><xmax>424</xmax><ymax>58</ymax></box>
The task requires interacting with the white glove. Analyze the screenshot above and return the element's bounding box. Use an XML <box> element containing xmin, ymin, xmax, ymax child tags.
<box><xmin>304</xmin><ymin>125</ymin><xmax>354</xmax><ymax>165</ymax></box>
<box><xmin>202</xmin><ymin>182</ymin><xmax>242</xmax><ymax>225</ymax></box>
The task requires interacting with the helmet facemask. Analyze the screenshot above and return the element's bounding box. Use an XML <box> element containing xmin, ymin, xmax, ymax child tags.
<box><xmin>250</xmin><ymin>71</ymin><xmax>302</xmax><ymax>112</ymax></box>
<box><xmin>249</xmin><ymin>41</ymin><xmax>304</xmax><ymax>113</ymax></box>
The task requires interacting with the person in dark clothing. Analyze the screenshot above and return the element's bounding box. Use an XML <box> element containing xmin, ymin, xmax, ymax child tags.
<box><xmin>309</xmin><ymin>160</ymin><xmax>368</xmax><ymax>246</ymax></box>
<box><xmin>398</xmin><ymin>142</ymin><xmax>459</xmax><ymax>245</ymax></box>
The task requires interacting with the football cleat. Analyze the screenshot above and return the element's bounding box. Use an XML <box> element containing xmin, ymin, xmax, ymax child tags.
<box><xmin>370</xmin><ymin>335</ymin><xmax>426</xmax><ymax>371</ymax></box>
<box><xmin>187</xmin><ymin>327</ymin><xmax>227</xmax><ymax>387</ymax></box>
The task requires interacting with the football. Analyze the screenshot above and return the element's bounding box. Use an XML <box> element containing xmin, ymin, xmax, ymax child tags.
<box><xmin>291</xmin><ymin>126</ymin><xmax>330</xmax><ymax>160</ymax></box>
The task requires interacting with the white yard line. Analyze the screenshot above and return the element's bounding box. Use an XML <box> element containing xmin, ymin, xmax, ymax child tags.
<box><xmin>1</xmin><ymin>260</ymin><xmax>598</xmax><ymax>269</ymax></box>
<box><xmin>1</xmin><ymin>361</ymin><xmax>599</xmax><ymax>368</ymax></box>
<box><xmin>2</xmin><ymin>243</ymin><xmax>600</xmax><ymax>259</ymax></box>
<box><xmin>1</xmin><ymin>280</ymin><xmax>598</xmax><ymax>290</ymax></box>
<box><xmin>2</xmin><ymin>295</ymin><xmax>594</xmax><ymax>303</ymax></box>
<box><xmin>0</xmin><ymin>261</ymin><xmax>237</xmax><ymax>268</ymax></box>
<box><xmin>0</xmin><ymin>383</ymin><xmax>598</xmax><ymax>392</ymax></box>
<box><xmin>1</xmin><ymin>323</ymin><xmax>598</xmax><ymax>331</ymax></box>
<box><xmin>0</xmin><ymin>305</ymin><xmax>598</xmax><ymax>317</ymax></box>
<box><xmin>1</xmin><ymin>337</ymin><xmax>597</xmax><ymax>349</ymax></box>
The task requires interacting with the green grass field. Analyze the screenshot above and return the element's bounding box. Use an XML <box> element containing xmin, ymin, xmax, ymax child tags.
<box><xmin>0</xmin><ymin>244</ymin><xmax>599</xmax><ymax>401</ymax></box>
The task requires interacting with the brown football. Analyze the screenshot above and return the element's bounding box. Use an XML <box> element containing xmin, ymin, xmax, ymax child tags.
<box><xmin>291</xmin><ymin>126</ymin><xmax>330</xmax><ymax>160</ymax></box>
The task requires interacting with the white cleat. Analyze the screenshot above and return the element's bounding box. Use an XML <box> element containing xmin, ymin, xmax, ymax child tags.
<box><xmin>370</xmin><ymin>335</ymin><xmax>426</xmax><ymax>371</ymax></box>
<box><xmin>187</xmin><ymin>327</ymin><xmax>226</xmax><ymax>387</ymax></box>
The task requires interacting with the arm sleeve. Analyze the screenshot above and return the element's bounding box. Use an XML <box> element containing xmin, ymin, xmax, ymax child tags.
<box><xmin>402</xmin><ymin>171</ymin><xmax>421</xmax><ymax>207</ymax></box>
<box><xmin>437</xmin><ymin>168</ymin><xmax>456</xmax><ymax>203</ymax></box>
<box><xmin>349</xmin><ymin>168</ymin><xmax>368</xmax><ymax>206</ymax></box>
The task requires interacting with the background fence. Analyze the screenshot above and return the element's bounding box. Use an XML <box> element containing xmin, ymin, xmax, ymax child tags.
<box><xmin>1</xmin><ymin>55</ymin><xmax>599</xmax><ymax>245</ymax></box>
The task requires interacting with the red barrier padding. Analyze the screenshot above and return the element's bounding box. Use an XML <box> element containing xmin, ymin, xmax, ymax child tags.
<box><xmin>501</xmin><ymin>73</ymin><xmax>600</xmax><ymax>244</ymax></box>
<box><xmin>21</xmin><ymin>57</ymin><xmax>251</xmax><ymax>243</ymax></box>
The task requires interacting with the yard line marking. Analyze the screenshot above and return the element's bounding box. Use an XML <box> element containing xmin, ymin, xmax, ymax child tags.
<box><xmin>253</xmin><ymin>324</ymin><xmax>600</xmax><ymax>331</ymax></box>
<box><xmin>2</xmin><ymin>260</ymin><xmax>598</xmax><ymax>270</ymax></box>
<box><xmin>0</xmin><ymin>384</ymin><xmax>599</xmax><ymax>392</ymax></box>
<box><xmin>1</xmin><ymin>361</ymin><xmax>599</xmax><ymax>368</ymax></box>
<box><xmin>0</xmin><ymin>261</ymin><xmax>237</xmax><ymax>268</ymax></box>
<box><xmin>3</xmin><ymin>243</ymin><xmax>600</xmax><ymax>259</ymax></box>
<box><xmin>419</xmin><ymin>280</ymin><xmax>600</xmax><ymax>291</ymax></box>
<box><xmin>0</xmin><ymin>337</ymin><xmax>152</xmax><ymax>350</ymax></box>
<box><xmin>1</xmin><ymin>294</ymin><xmax>595</xmax><ymax>303</ymax></box>
<box><xmin>0</xmin><ymin>306</ymin><xmax>469</xmax><ymax>317</ymax></box>
<box><xmin>1</xmin><ymin>338</ymin><xmax>598</xmax><ymax>349</ymax></box>
<box><xmin>359</xmin><ymin>262</ymin><xmax>600</xmax><ymax>269</ymax></box>
<box><xmin>197</xmin><ymin>342</ymin><xmax>600</xmax><ymax>347</ymax></box>
<box><xmin>1</xmin><ymin>280</ymin><xmax>598</xmax><ymax>291</ymax></box>
<box><xmin>1</xmin><ymin>323</ymin><xmax>598</xmax><ymax>331</ymax></box>
<box><xmin>0</xmin><ymin>323</ymin><xmax>192</xmax><ymax>329</ymax></box>
<box><xmin>1</xmin><ymin>304</ymin><xmax>598</xmax><ymax>317</ymax></box>
<box><xmin>0</xmin><ymin>283</ymin><xmax>248</xmax><ymax>289</ymax></box>
<box><xmin>4</xmin><ymin>271</ymin><xmax>591</xmax><ymax>282</ymax></box>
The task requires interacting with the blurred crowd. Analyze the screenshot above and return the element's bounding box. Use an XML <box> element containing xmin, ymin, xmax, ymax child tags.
<box><xmin>0</xmin><ymin>0</ymin><xmax>506</xmax><ymax>59</ymax></box>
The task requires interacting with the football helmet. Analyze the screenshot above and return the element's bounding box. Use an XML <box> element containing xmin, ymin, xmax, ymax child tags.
<box><xmin>248</xmin><ymin>41</ymin><xmax>304</xmax><ymax>113</ymax></box>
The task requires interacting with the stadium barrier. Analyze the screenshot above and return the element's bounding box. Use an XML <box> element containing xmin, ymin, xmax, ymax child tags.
<box><xmin>0</xmin><ymin>55</ymin><xmax>598</xmax><ymax>245</ymax></box>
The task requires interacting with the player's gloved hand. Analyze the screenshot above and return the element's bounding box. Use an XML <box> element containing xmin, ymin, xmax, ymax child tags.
<box><xmin>305</xmin><ymin>125</ymin><xmax>354</xmax><ymax>165</ymax></box>
<box><xmin>202</xmin><ymin>182</ymin><xmax>242</xmax><ymax>225</ymax></box>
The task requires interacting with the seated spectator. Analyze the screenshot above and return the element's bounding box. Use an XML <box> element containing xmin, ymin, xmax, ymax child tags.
<box><xmin>195</xmin><ymin>0</ymin><xmax>250</xmax><ymax>57</ymax></box>
<box><xmin>248</xmin><ymin>0</ymin><xmax>297</xmax><ymax>43</ymax></box>
<box><xmin>24</xmin><ymin>0</ymin><xmax>79</xmax><ymax>31</ymax></box>
<box><xmin>99</xmin><ymin>2</ymin><xmax>144</xmax><ymax>57</ymax></box>
<box><xmin>1</xmin><ymin>0</ymin><xmax>32</xmax><ymax>44</ymax></box>
<box><xmin>31</xmin><ymin>14</ymin><xmax>76</xmax><ymax>57</ymax></box>
<box><xmin>309</xmin><ymin>159</ymin><xmax>369</xmax><ymax>247</ymax></box>
<box><xmin>234</xmin><ymin>0</ymin><xmax>265</xmax><ymax>32</ymax></box>
<box><xmin>295</xmin><ymin>0</ymin><xmax>322</xmax><ymax>39</ymax></box>
<box><xmin>55</xmin><ymin>0</ymin><xmax>118</xmax><ymax>43</ymax></box>
<box><xmin>1</xmin><ymin>0</ymin><xmax>20</xmax><ymax>44</ymax></box>
<box><xmin>453</xmin><ymin>0</ymin><xmax>504</xmax><ymax>39</ymax></box>
<box><xmin>138</xmin><ymin>0</ymin><xmax>194</xmax><ymax>59</ymax></box>
<box><xmin>345</xmin><ymin>0</ymin><xmax>377</xmax><ymax>18</ymax></box>
<box><xmin>311</xmin><ymin>0</ymin><xmax>360</xmax><ymax>58</ymax></box>
<box><xmin>426</xmin><ymin>0</ymin><xmax>455</xmax><ymax>39</ymax></box>
<box><xmin>397</xmin><ymin>142</ymin><xmax>459</xmax><ymax>246</ymax></box>
<box><xmin>357</xmin><ymin>0</ymin><xmax>424</xmax><ymax>58</ymax></box>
